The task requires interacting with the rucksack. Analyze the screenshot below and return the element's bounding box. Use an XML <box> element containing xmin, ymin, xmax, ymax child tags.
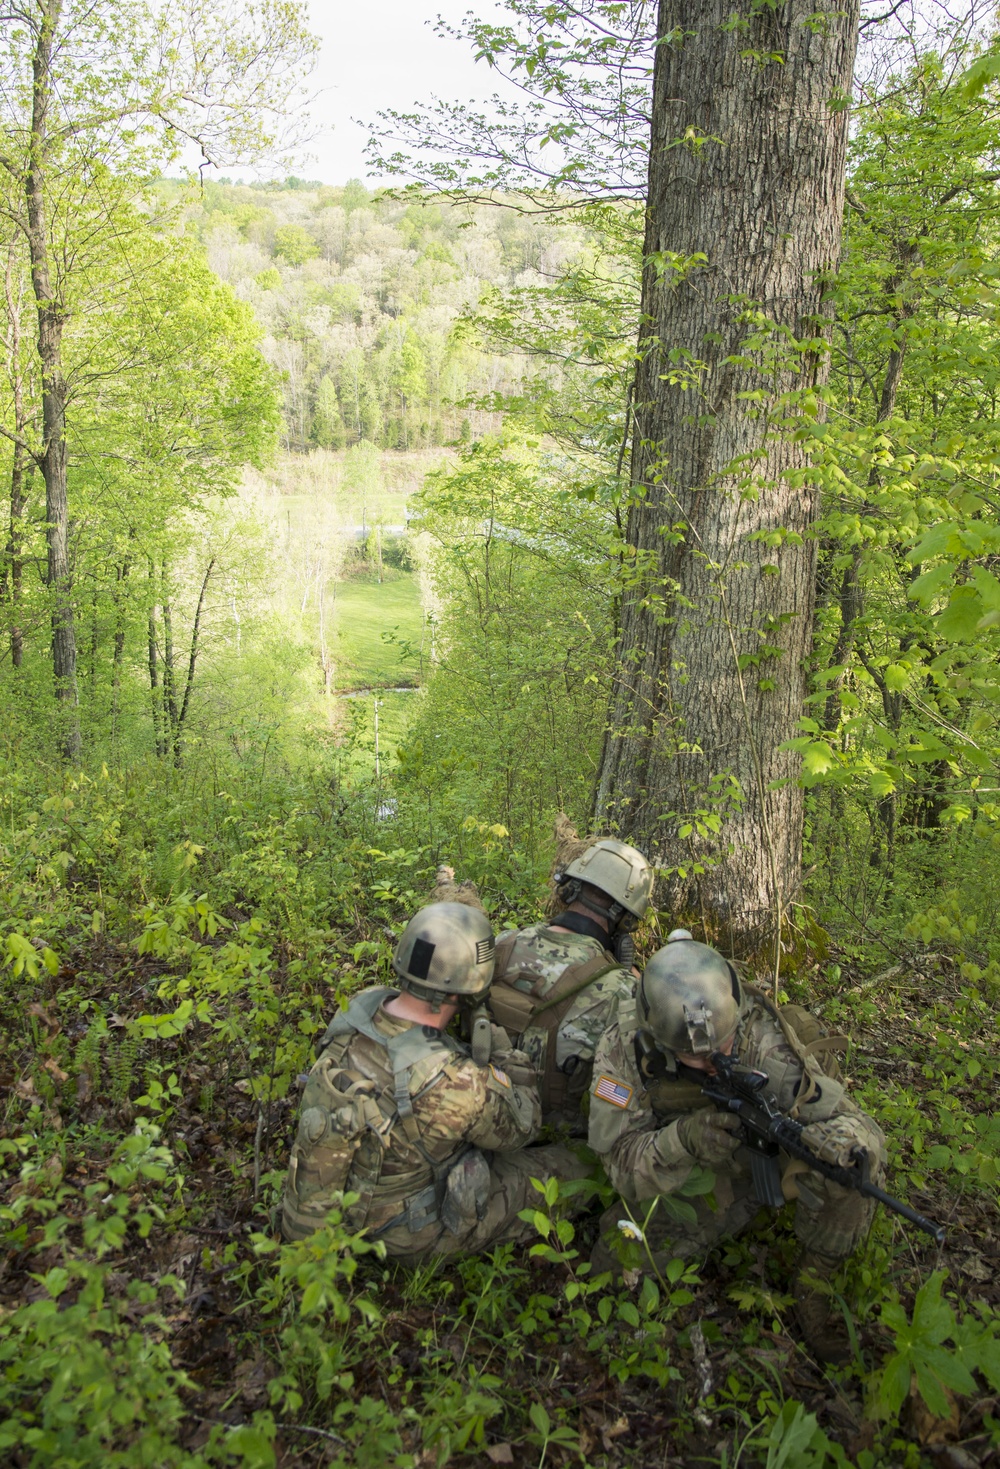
<box><xmin>488</xmin><ymin>931</ymin><xmax>623</xmax><ymax>1114</ymax></box>
<box><xmin>281</xmin><ymin>988</ymin><xmax>463</xmax><ymax>1241</ymax></box>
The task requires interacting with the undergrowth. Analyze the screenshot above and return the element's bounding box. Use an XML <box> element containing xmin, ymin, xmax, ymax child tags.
<box><xmin>1</xmin><ymin>752</ymin><xmax>998</xmax><ymax>1467</ymax></box>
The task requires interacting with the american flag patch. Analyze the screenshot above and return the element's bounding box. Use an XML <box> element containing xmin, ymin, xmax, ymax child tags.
<box><xmin>489</xmin><ymin>1064</ymin><xmax>511</xmax><ymax>1088</ymax></box>
<box><xmin>594</xmin><ymin>1075</ymin><xmax>633</xmax><ymax>1109</ymax></box>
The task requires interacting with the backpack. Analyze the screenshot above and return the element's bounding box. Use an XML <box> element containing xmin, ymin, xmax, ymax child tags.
<box><xmin>281</xmin><ymin>988</ymin><xmax>463</xmax><ymax>1242</ymax></box>
<box><xmin>488</xmin><ymin>931</ymin><xmax>623</xmax><ymax>1114</ymax></box>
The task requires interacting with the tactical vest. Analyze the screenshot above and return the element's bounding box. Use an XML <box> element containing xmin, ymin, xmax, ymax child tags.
<box><xmin>488</xmin><ymin>930</ymin><xmax>623</xmax><ymax>1114</ymax></box>
<box><xmin>281</xmin><ymin>989</ymin><xmax>468</xmax><ymax>1242</ymax></box>
<box><xmin>643</xmin><ymin>986</ymin><xmax>848</xmax><ymax>1116</ymax></box>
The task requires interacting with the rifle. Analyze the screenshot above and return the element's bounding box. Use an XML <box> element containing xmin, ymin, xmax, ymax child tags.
<box><xmin>702</xmin><ymin>1051</ymin><xmax>946</xmax><ymax>1244</ymax></box>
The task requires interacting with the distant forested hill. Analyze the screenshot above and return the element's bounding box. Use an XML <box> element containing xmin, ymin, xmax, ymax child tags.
<box><xmin>164</xmin><ymin>177</ymin><xmax>587</xmax><ymax>452</ymax></box>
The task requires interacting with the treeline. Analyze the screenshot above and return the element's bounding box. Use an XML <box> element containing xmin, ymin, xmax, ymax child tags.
<box><xmin>173</xmin><ymin>176</ymin><xmax>588</xmax><ymax>453</ymax></box>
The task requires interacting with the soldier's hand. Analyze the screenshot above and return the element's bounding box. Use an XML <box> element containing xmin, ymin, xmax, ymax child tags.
<box><xmin>676</xmin><ymin>1108</ymin><xmax>742</xmax><ymax>1164</ymax></box>
<box><xmin>801</xmin><ymin>1117</ymin><xmax>864</xmax><ymax>1169</ymax></box>
<box><xmin>490</xmin><ymin>1023</ymin><xmax>513</xmax><ymax>1053</ymax></box>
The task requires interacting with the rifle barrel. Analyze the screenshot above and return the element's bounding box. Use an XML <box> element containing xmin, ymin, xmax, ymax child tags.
<box><xmin>705</xmin><ymin>1080</ymin><xmax>946</xmax><ymax>1244</ymax></box>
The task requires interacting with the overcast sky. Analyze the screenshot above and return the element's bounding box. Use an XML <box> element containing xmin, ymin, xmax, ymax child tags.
<box><xmin>294</xmin><ymin>0</ymin><xmax>517</xmax><ymax>185</ymax></box>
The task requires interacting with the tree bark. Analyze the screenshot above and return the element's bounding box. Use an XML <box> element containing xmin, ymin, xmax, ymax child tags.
<box><xmin>110</xmin><ymin>555</ymin><xmax>131</xmax><ymax>744</ymax></box>
<box><xmin>173</xmin><ymin>557</ymin><xmax>214</xmax><ymax>764</ymax></box>
<box><xmin>3</xmin><ymin>447</ymin><xmax>27</xmax><ymax>668</ymax></box>
<box><xmin>25</xmin><ymin>0</ymin><xmax>80</xmax><ymax>757</ymax></box>
<box><xmin>595</xmin><ymin>1</ymin><xmax>859</xmax><ymax>943</ymax></box>
<box><xmin>2</xmin><ymin>245</ymin><xmax>30</xmax><ymax>669</ymax></box>
<box><xmin>148</xmin><ymin>560</ymin><xmax>165</xmax><ymax>756</ymax></box>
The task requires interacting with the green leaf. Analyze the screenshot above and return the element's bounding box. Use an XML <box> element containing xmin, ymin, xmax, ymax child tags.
<box><xmin>878</xmin><ymin>1351</ymin><xmax>913</xmax><ymax>1417</ymax></box>
<box><xmin>972</xmin><ymin>565</ymin><xmax>1000</xmax><ymax>611</ymax></box>
<box><xmin>936</xmin><ymin>587</ymin><xmax>984</xmax><ymax>642</ymax></box>
<box><xmin>908</xmin><ymin>563</ymin><xmax>954</xmax><ymax>606</ymax></box>
<box><xmin>911</xmin><ymin>1272</ymin><xmax>955</xmax><ymax>1345</ymax></box>
<box><xmin>801</xmin><ymin>741</ymin><xmax>836</xmax><ymax>776</ymax></box>
<box><xmin>908</xmin><ymin>523</ymin><xmax>960</xmax><ymax>564</ymax></box>
<box><xmin>766</xmin><ymin>1400</ymin><xmax>823</xmax><ymax>1468</ymax></box>
<box><xmin>529</xmin><ymin>1402</ymin><xmax>551</xmax><ymax>1435</ymax></box>
<box><xmin>869</xmin><ymin>770</ymin><xmax>896</xmax><ymax>797</ymax></box>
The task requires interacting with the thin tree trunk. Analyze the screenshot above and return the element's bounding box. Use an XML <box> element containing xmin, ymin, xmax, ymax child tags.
<box><xmin>595</xmin><ymin>1</ymin><xmax>859</xmax><ymax>945</ymax></box>
<box><xmin>173</xmin><ymin>558</ymin><xmax>214</xmax><ymax>764</ymax></box>
<box><xmin>2</xmin><ymin>245</ymin><xmax>30</xmax><ymax>669</ymax></box>
<box><xmin>3</xmin><ymin>448</ymin><xmax>28</xmax><ymax>671</ymax></box>
<box><xmin>162</xmin><ymin>575</ymin><xmax>179</xmax><ymax>738</ymax></box>
<box><xmin>25</xmin><ymin>0</ymin><xmax>80</xmax><ymax>757</ymax></box>
<box><xmin>148</xmin><ymin>567</ymin><xmax>165</xmax><ymax>757</ymax></box>
<box><xmin>111</xmin><ymin>556</ymin><xmax>131</xmax><ymax>745</ymax></box>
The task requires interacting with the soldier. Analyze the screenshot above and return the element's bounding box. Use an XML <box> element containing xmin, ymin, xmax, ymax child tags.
<box><xmin>281</xmin><ymin>901</ymin><xmax>587</xmax><ymax>1261</ymax></box>
<box><xmin>488</xmin><ymin>838</ymin><xmax>654</xmax><ymax>1128</ymax></box>
<box><xmin>588</xmin><ymin>932</ymin><xmax>888</xmax><ymax>1363</ymax></box>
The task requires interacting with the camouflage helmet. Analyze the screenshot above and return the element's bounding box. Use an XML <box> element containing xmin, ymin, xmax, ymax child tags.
<box><xmin>392</xmin><ymin>902</ymin><xmax>496</xmax><ymax>1005</ymax></box>
<box><xmin>637</xmin><ymin>934</ymin><xmax>740</xmax><ymax>1055</ymax></box>
<box><xmin>562</xmin><ymin>839</ymin><xmax>654</xmax><ymax>919</ymax></box>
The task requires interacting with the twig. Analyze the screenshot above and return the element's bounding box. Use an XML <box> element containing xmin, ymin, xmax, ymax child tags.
<box><xmin>690</xmin><ymin>1320</ymin><xmax>714</xmax><ymax>1428</ymax></box>
<box><xmin>253</xmin><ymin>1108</ymin><xmax>264</xmax><ymax>1203</ymax></box>
<box><xmin>277</xmin><ymin>1423</ymin><xmax>347</xmax><ymax>1446</ymax></box>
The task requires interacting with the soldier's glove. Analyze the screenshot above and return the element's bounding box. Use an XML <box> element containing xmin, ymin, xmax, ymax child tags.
<box><xmin>800</xmin><ymin>1116</ymin><xmax>865</xmax><ymax>1170</ymax></box>
<box><xmin>490</xmin><ymin>1023</ymin><xmax>513</xmax><ymax>1053</ymax></box>
<box><xmin>676</xmin><ymin>1108</ymin><xmax>742</xmax><ymax>1165</ymax></box>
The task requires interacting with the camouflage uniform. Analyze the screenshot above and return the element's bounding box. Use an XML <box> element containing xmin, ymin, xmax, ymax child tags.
<box><xmin>282</xmin><ymin>987</ymin><xmax>587</xmax><ymax>1261</ymax></box>
<box><xmin>490</xmin><ymin>923</ymin><xmax>632</xmax><ymax>1127</ymax></box>
<box><xmin>589</xmin><ymin>985</ymin><xmax>887</xmax><ymax>1270</ymax></box>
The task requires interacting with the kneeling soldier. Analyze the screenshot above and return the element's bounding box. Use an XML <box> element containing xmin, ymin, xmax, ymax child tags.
<box><xmin>282</xmin><ymin>901</ymin><xmax>586</xmax><ymax>1261</ymax></box>
<box><xmin>488</xmin><ymin>838</ymin><xmax>654</xmax><ymax>1129</ymax></box>
<box><xmin>588</xmin><ymin>932</ymin><xmax>887</xmax><ymax>1363</ymax></box>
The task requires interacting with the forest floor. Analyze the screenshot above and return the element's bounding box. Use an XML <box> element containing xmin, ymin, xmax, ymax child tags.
<box><xmin>2</xmin><ymin>890</ymin><xmax>997</xmax><ymax>1468</ymax></box>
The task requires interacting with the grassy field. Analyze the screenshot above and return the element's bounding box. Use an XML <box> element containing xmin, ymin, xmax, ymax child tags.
<box><xmin>332</xmin><ymin>571</ymin><xmax>426</xmax><ymax>690</ymax></box>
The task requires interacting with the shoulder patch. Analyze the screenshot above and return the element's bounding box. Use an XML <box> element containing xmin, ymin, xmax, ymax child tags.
<box><xmin>489</xmin><ymin>1064</ymin><xmax>511</xmax><ymax>1088</ymax></box>
<box><xmin>594</xmin><ymin>1074</ymin><xmax>633</xmax><ymax>1109</ymax></box>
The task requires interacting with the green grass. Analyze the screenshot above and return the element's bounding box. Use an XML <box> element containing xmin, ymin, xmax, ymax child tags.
<box><xmin>332</xmin><ymin>571</ymin><xmax>425</xmax><ymax>689</ymax></box>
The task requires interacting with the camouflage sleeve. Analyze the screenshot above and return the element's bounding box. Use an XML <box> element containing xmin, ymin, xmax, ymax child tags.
<box><xmin>741</xmin><ymin>1003</ymin><xmax>886</xmax><ymax>1160</ymax></box>
<box><xmin>459</xmin><ymin>1057</ymin><xmax>542</xmax><ymax>1151</ymax></box>
<box><xmin>587</xmin><ymin>1023</ymin><xmax>694</xmax><ymax>1205</ymax></box>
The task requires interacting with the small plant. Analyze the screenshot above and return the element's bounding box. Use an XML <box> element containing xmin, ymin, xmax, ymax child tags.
<box><xmin>872</xmin><ymin>1270</ymin><xmax>1000</xmax><ymax>1422</ymax></box>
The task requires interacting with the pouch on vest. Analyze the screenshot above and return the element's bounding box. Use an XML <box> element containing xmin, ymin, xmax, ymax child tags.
<box><xmin>489</xmin><ymin>934</ymin><xmax>623</xmax><ymax>1115</ymax></box>
<box><xmin>281</xmin><ymin>1058</ymin><xmax>389</xmax><ymax>1239</ymax></box>
<box><xmin>441</xmin><ymin>1147</ymin><xmax>491</xmax><ymax>1235</ymax></box>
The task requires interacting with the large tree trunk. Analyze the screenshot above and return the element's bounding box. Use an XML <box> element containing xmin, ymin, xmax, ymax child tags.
<box><xmin>26</xmin><ymin>0</ymin><xmax>80</xmax><ymax>758</ymax></box>
<box><xmin>595</xmin><ymin>1</ymin><xmax>858</xmax><ymax>943</ymax></box>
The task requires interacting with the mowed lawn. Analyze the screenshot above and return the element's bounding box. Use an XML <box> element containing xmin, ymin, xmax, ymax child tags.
<box><xmin>332</xmin><ymin>571</ymin><xmax>425</xmax><ymax>689</ymax></box>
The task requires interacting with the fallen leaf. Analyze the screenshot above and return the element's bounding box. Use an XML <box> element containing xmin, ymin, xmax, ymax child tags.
<box><xmin>485</xmin><ymin>1447</ymin><xmax>514</xmax><ymax>1465</ymax></box>
<box><xmin>43</xmin><ymin>1057</ymin><xmax>69</xmax><ymax>1083</ymax></box>
<box><xmin>14</xmin><ymin>1076</ymin><xmax>38</xmax><ymax>1100</ymax></box>
<box><xmin>27</xmin><ymin>1002</ymin><xmax>60</xmax><ymax>1034</ymax></box>
<box><xmin>909</xmin><ymin>1378</ymin><xmax>960</xmax><ymax>1445</ymax></box>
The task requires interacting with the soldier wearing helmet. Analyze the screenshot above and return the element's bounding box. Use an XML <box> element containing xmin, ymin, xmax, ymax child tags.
<box><xmin>281</xmin><ymin>902</ymin><xmax>587</xmax><ymax>1259</ymax></box>
<box><xmin>588</xmin><ymin>931</ymin><xmax>888</xmax><ymax>1364</ymax></box>
<box><xmin>487</xmin><ymin>835</ymin><xmax>655</xmax><ymax>1129</ymax></box>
